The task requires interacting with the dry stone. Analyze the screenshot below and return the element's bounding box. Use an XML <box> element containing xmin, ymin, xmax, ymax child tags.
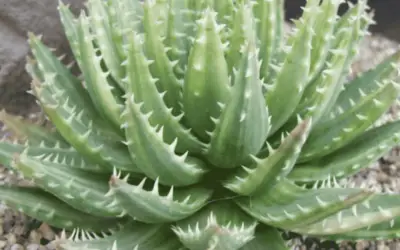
<box><xmin>0</xmin><ymin>0</ymin><xmax>85</xmax><ymax>115</ymax></box>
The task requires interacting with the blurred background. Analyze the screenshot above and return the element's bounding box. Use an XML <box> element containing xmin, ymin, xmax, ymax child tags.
<box><xmin>285</xmin><ymin>0</ymin><xmax>400</xmax><ymax>42</ymax></box>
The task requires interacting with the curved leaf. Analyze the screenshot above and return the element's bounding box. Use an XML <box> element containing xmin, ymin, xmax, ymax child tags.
<box><xmin>122</xmin><ymin>94</ymin><xmax>208</xmax><ymax>186</ymax></box>
<box><xmin>182</xmin><ymin>7</ymin><xmax>231</xmax><ymax>141</ymax></box>
<box><xmin>236</xmin><ymin>185</ymin><xmax>372</xmax><ymax>230</ymax></box>
<box><xmin>289</xmin><ymin>120</ymin><xmax>400</xmax><ymax>182</ymax></box>
<box><xmin>223</xmin><ymin>118</ymin><xmax>311</xmax><ymax>196</ymax></box>
<box><xmin>241</xmin><ymin>227</ymin><xmax>289</xmax><ymax>250</ymax></box>
<box><xmin>0</xmin><ymin>186</ymin><xmax>121</xmax><ymax>231</ymax></box>
<box><xmin>125</xmin><ymin>32</ymin><xmax>205</xmax><ymax>154</ymax></box>
<box><xmin>31</xmin><ymin>78</ymin><xmax>136</xmax><ymax>172</ymax></box>
<box><xmin>264</xmin><ymin>0</ymin><xmax>319</xmax><ymax>135</ymax></box>
<box><xmin>172</xmin><ymin>201</ymin><xmax>257</xmax><ymax>250</ymax></box>
<box><xmin>107</xmin><ymin>173</ymin><xmax>212</xmax><ymax>223</ymax></box>
<box><xmin>206</xmin><ymin>7</ymin><xmax>269</xmax><ymax>168</ymax></box>
<box><xmin>291</xmin><ymin>193</ymin><xmax>400</xmax><ymax>236</ymax></box>
<box><xmin>12</xmin><ymin>152</ymin><xmax>123</xmax><ymax>217</ymax></box>
<box><xmin>60</xmin><ymin>222</ymin><xmax>183</xmax><ymax>250</ymax></box>
<box><xmin>142</xmin><ymin>0</ymin><xmax>183</xmax><ymax>114</ymax></box>
<box><xmin>299</xmin><ymin>80</ymin><xmax>399</xmax><ymax>162</ymax></box>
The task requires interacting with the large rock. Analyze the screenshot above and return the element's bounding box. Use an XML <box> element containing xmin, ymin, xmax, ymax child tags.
<box><xmin>0</xmin><ymin>0</ymin><xmax>85</xmax><ymax>115</ymax></box>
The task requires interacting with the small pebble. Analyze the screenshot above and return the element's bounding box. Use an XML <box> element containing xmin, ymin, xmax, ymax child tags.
<box><xmin>10</xmin><ymin>244</ymin><xmax>24</xmax><ymax>250</ymax></box>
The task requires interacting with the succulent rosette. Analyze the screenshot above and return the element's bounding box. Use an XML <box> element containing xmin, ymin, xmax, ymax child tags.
<box><xmin>1</xmin><ymin>0</ymin><xmax>400</xmax><ymax>249</ymax></box>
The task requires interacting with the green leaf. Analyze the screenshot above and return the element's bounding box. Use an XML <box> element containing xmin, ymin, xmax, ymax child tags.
<box><xmin>321</xmin><ymin>50</ymin><xmax>400</xmax><ymax>123</ymax></box>
<box><xmin>299</xmin><ymin>80</ymin><xmax>399</xmax><ymax>162</ymax></box>
<box><xmin>25</xmin><ymin>38</ymin><xmax>123</xmax><ymax>142</ymax></box>
<box><xmin>108</xmin><ymin>173</ymin><xmax>212</xmax><ymax>223</ymax></box>
<box><xmin>86</xmin><ymin>0</ymin><xmax>125</xmax><ymax>88</ymax></box>
<box><xmin>0</xmin><ymin>186</ymin><xmax>121</xmax><ymax>231</ymax></box>
<box><xmin>58</xmin><ymin>2</ymin><xmax>81</xmax><ymax>62</ymax></box>
<box><xmin>291</xmin><ymin>193</ymin><xmax>400</xmax><ymax>236</ymax></box>
<box><xmin>289</xmin><ymin>120</ymin><xmax>400</xmax><ymax>182</ymax></box>
<box><xmin>31</xmin><ymin>78</ymin><xmax>136</xmax><ymax>172</ymax></box>
<box><xmin>58</xmin><ymin>6</ymin><xmax>126</xmax><ymax>132</ymax></box>
<box><xmin>12</xmin><ymin>152</ymin><xmax>123</xmax><ymax>217</ymax></box>
<box><xmin>125</xmin><ymin>32</ymin><xmax>205</xmax><ymax>154</ymax></box>
<box><xmin>182</xmin><ymin>8</ymin><xmax>231</xmax><ymax>141</ymax></box>
<box><xmin>76</xmin><ymin>13</ymin><xmax>124</xmax><ymax>129</ymax></box>
<box><xmin>319</xmin><ymin>0</ymin><xmax>371</xmax><ymax>116</ymax></box>
<box><xmin>294</xmin><ymin>18</ymin><xmax>361</xmax><ymax>126</ymax></box>
<box><xmin>0</xmin><ymin>110</ymin><xmax>67</xmax><ymax>147</ymax></box>
<box><xmin>106</xmin><ymin>0</ymin><xmax>144</xmax><ymax>39</ymax></box>
<box><xmin>0</xmin><ymin>141</ymin><xmax>24</xmax><ymax>168</ymax></box>
<box><xmin>172</xmin><ymin>201</ymin><xmax>257</xmax><ymax>250</ymax></box>
<box><xmin>122</xmin><ymin>93</ymin><xmax>208</xmax><ymax>186</ymax></box>
<box><xmin>206</xmin><ymin>7</ymin><xmax>269</xmax><ymax>168</ymax></box>
<box><xmin>60</xmin><ymin>222</ymin><xmax>183</xmax><ymax>250</ymax></box>
<box><xmin>142</xmin><ymin>0</ymin><xmax>183</xmax><ymax>114</ymax></box>
<box><xmin>236</xmin><ymin>184</ymin><xmax>372</xmax><ymax>230</ymax></box>
<box><xmin>164</xmin><ymin>0</ymin><xmax>192</xmax><ymax>78</ymax></box>
<box><xmin>253</xmin><ymin>0</ymin><xmax>285</xmax><ymax>81</ymax></box>
<box><xmin>241</xmin><ymin>227</ymin><xmax>289</xmax><ymax>250</ymax></box>
<box><xmin>321</xmin><ymin>217</ymin><xmax>400</xmax><ymax>241</ymax></box>
<box><xmin>264</xmin><ymin>0</ymin><xmax>319</xmax><ymax>135</ymax></box>
<box><xmin>0</xmin><ymin>141</ymin><xmax>111</xmax><ymax>173</ymax></box>
<box><xmin>225</xmin><ymin>2</ymin><xmax>246</xmax><ymax>75</ymax></box>
<box><xmin>223</xmin><ymin>118</ymin><xmax>311</xmax><ymax>196</ymax></box>
<box><xmin>307</xmin><ymin>0</ymin><xmax>342</xmax><ymax>82</ymax></box>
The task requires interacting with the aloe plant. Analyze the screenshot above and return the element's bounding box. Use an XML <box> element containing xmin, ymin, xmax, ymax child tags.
<box><xmin>1</xmin><ymin>0</ymin><xmax>400</xmax><ymax>249</ymax></box>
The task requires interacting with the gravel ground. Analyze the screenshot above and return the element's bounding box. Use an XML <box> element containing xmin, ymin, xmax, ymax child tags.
<box><xmin>0</xmin><ymin>30</ymin><xmax>400</xmax><ymax>250</ymax></box>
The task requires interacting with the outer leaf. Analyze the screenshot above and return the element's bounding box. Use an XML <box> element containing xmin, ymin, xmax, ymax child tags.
<box><xmin>107</xmin><ymin>173</ymin><xmax>212</xmax><ymax>223</ymax></box>
<box><xmin>172</xmin><ymin>201</ymin><xmax>257</xmax><ymax>250</ymax></box>
<box><xmin>292</xmin><ymin>2</ymin><xmax>363</xmax><ymax>125</ymax></box>
<box><xmin>0</xmin><ymin>110</ymin><xmax>67</xmax><ymax>147</ymax></box>
<box><xmin>212</xmin><ymin>0</ymin><xmax>234</xmax><ymax>27</ymax></box>
<box><xmin>321</xmin><ymin>217</ymin><xmax>400</xmax><ymax>240</ymax></box>
<box><xmin>0</xmin><ymin>141</ymin><xmax>24</xmax><ymax>168</ymax></box>
<box><xmin>122</xmin><ymin>94</ymin><xmax>208</xmax><ymax>186</ymax></box>
<box><xmin>142</xmin><ymin>0</ymin><xmax>183</xmax><ymax>114</ymax></box>
<box><xmin>294</xmin><ymin>15</ymin><xmax>360</xmax><ymax>126</ymax></box>
<box><xmin>58</xmin><ymin>2</ymin><xmax>82</xmax><ymax>62</ymax></box>
<box><xmin>107</xmin><ymin>0</ymin><xmax>144</xmax><ymax>41</ymax></box>
<box><xmin>60</xmin><ymin>222</ymin><xmax>183</xmax><ymax>250</ymax></box>
<box><xmin>236</xmin><ymin>185</ymin><xmax>372</xmax><ymax>231</ymax></box>
<box><xmin>254</xmin><ymin>0</ymin><xmax>284</xmax><ymax>81</ymax></box>
<box><xmin>290</xmin><ymin>193</ymin><xmax>400</xmax><ymax>235</ymax></box>
<box><xmin>25</xmin><ymin>43</ymin><xmax>122</xmax><ymax>142</ymax></box>
<box><xmin>125</xmin><ymin>32</ymin><xmax>205</xmax><ymax>154</ymax></box>
<box><xmin>31</xmin><ymin>78</ymin><xmax>136</xmax><ymax>172</ymax></box>
<box><xmin>0</xmin><ymin>186</ymin><xmax>121</xmax><ymax>231</ymax></box>
<box><xmin>58</xmin><ymin>4</ymin><xmax>126</xmax><ymax>131</ymax></box>
<box><xmin>164</xmin><ymin>0</ymin><xmax>192</xmax><ymax>78</ymax></box>
<box><xmin>322</xmin><ymin>50</ymin><xmax>400</xmax><ymax>122</ymax></box>
<box><xmin>223</xmin><ymin>118</ymin><xmax>311</xmax><ymax>196</ymax></box>
<box><xmin>0</xmin><ymin>141</ymin><xmax>109</xmax><ymax>173</ymax></box>
<box><xmin>299</xmin><ymin>80</ymin><xmax>399</xmax><ymax>162</ymax></box>
<box><xmin>241</xmin><ymin>227</ymin><xmax>289</xmax><ymax>250</ymax></box>
<box><xmin>320</xmin><ymin>1</ymin><xmax>372</xmax><ymax>116</ymax></box>
<box><xmin>76</xmin><ymin>13</ymin><xmax>124</xmax><ymax>128</ymax></box>
<box><xmin>12</xmin><ymin>152</ymin><xmax>123</xmax><ymax>217</ymax></box>
<box><xmin>289</xmin><ymin>120</ymin><xmax>400</xmax><ymax>182</ymax></box>
<box><xmin>182</xmin><ymin>8</ymin><xmax>231</xmax><ymax>141</ymax></box>
<box><xmin>264</xmin><ymin>0</ymin><xmax>319</xmax><ymax>135</ymax></box>
<box><xmin>307</xmin><ymin>0</ymin><xmax>342</xmax><ymax>82</ymax></box>
<box><xmin>86</xmin><ymin>0</ymin><xmax>125</xmax><ymax>87</ymax></box>
<box><xmin>206</xmin><ymin>6</ymin><xmax>269</xmax><ymax>168</ymax></box>
<box><xmin>225</xmin><ymin>2</ymin><xmax>246</xmax><ymax>74</ymax></box>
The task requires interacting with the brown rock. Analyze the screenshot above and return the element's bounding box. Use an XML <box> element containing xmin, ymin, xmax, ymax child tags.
<box><xmin>0</xmin><ymin>0</ymin><xmax>85</xmax><ymax>115</ymax></box>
